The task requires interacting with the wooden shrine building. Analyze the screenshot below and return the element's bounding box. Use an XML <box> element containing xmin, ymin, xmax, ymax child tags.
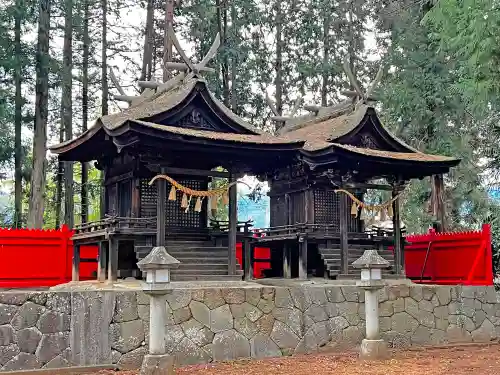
<box><xmin>49</xmin><ymin>30</ymin><xmax>460</xmax><ymax>283</ymax></box>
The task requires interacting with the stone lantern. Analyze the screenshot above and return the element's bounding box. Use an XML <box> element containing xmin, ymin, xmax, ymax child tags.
<box><xmin>137</xmin><ymin>246</ymin><xmax>180</xmax><ymax>375</ymax></box>
<box><xmin>352</xmin><ymin>249</ymin><xmax>390</xmax><ymax>360</ymax></box>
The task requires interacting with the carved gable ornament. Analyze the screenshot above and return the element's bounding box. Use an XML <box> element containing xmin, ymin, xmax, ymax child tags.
<box><xmin>359</xmin><ymin>133</ymin><xmax>379</xmax><ymax>149</ymax></box>
<box><xmin>174</xmin><ymin>109</ymin><xmax>218</xmax><ymax>131</ymax></box>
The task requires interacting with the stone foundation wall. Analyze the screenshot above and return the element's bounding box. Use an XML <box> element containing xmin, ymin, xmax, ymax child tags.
<box><xmin>0</xmin><ymin>284</ymin><xmax>500</xmax><ymax>371</ymax></box>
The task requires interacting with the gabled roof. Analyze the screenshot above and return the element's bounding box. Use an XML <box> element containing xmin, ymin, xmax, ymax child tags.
<box><xmin>283</xmin><ymin>105</ymin><xmax>418</xmax><ymax>153</ymax></box>
<box><xmin>100</xmin><ymin>75</ymin><xmax>261</xmax><ymax>134</ymax></box>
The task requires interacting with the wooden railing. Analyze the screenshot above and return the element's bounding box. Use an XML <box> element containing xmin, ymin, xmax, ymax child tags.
<box><xmin>209</xmin><ymin>219</ymin><xmax>254</xmax><ymax>234</ymax></box>
<box><xmin>74</xmin><ymin>216</ymin><xmax>157</xmax><ymax>234</ymax></box>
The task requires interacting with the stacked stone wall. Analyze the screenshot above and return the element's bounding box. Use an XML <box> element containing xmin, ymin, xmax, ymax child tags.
<box><xmin>0</xmin><ymin>284</ymin><xmax>499</xmax><ymax>371</ymax></box>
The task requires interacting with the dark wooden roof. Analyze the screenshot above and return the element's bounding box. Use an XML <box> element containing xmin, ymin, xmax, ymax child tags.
<box><xmin>49</xmin><ymin>76</ymin><xmax>460</xmax><ymax>177</ymax></box>
<box><xmin>331</xmin><ymin>143</ymin><xmax>457</xmax><ymax>164</ymax></box>
<box><xmin>130</xmin><ymin>120</ymin><xmax>301</xmax><ymax>146</ymax></box>
<box><xmin>100</xmin><ymin>76</ymin><xmax>261</xmax><ymax>134</ymax></box>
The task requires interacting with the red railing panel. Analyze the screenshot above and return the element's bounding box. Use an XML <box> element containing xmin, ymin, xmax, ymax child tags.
<box><xmin>404</xmin><ymin>224</ymin><xmax>493</xmax><ymax>286</ymax></box>
<box><xmin>0</xmin><ymin>226</ymin><xmax>98</xmax><ymax>288</ymax></box>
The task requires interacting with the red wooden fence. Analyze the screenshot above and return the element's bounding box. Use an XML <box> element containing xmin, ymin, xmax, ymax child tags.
<box><xmin>404</xmin><ymin>224</ymin><xmax>493</xmax><ymax>286</ymax></box>
<box><xmin>0</xmin><ymin>226</ymin><xmax>97</xmax><ymax>288</ymax></box>
<box><xmin>0</xmin><ymin>224</ymin><xmax>492</xmax><ymax>287</ymax></box>
<box><xmin>235</xmin><ymin>243</ymin><xmax>271</xmax><ymax>278</ymax></box>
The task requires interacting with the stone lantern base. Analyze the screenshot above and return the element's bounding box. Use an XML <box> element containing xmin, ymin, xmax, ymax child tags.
<box><xmin>140</xmin><ymin>354</ymin><xmax>175</xmax><ymax>375</ymax></box>
<box><xmin>359</xmin><ymin>339</ymin><xmax>389</xmax><ymax>360</ymax></box>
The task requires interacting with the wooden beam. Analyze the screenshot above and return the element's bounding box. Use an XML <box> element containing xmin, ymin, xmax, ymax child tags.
<box><xmin>163</xmin><ymin>166</ymin><xmax>229</xmax><ymax>178</ymax></box>
<box><xmin>228</xmin><ymin>172</ymin><xmax>238</xmax><ymax>275</ymax></box>
<box><xmin>107</xmin><ymin>237</ymin><xmax>118</xmax><ymax>282</ymax></box>
<box><xmin>271</xmin><ymin>116</ymin><xmax>291</xmax><ymax>122</ymax></box>
<box><xmin>72</xmin><ymin>244</ymin><xmax>80</xmax><ymax>281</ymax></box>
<box><xmin>198</xmin><ymin>32</ymin><xmax>221</xmax><ymax>68</ymax></box>
<box><xmin>342</xmin><ymin>56</ymin><xmax>364</xmax><ymax>98</ymax></box>
<box><xmin>167</xmin><ymin>24</ymin><xmax>196</xmax><ymax>73</ymax></box>
<box><xmin>164</xmin><ymin>62</ymin><xmax>215</xmax><ymax>73</ymax></box>
<box><xmin>304</xmin><ymin>104</ymin><xmax>321</xmax><ymax>113</ymax></box>
<box><xmin>392</xmin><ymin>187</ymin><xmax>403</xmax><ymax>276</ymax></box>
<box><xmin>341</xmin><ymin>90</ymin><xmax>378</xmax><ymax>101</ymax></box>
<box><xmin>137</xmin><ymin>80</ymin><xmax>161</xmax><ymax>89</ymax></box>
<box><xmin>109</xmin><ymin>68</ymin><xmax>125</xmax><ymax>96</ymax></box>
<box><xmin>339</xmin><ymin>192</ymin><xmax>349</xmax><ymax>275</ymax></box>
<box><xmin>113</xmin><ymin>94</ymin><xmax>137</xmax><ymax>103</ymax></box>
<box><xmin>299</xmin><ymin>238</ymin><xmax>308</xmax><ymax>280</ymax></box>
<box><xmin>97</xmin><ymin>242</ymin><xmax>107</xmax><ymax>282</ymax></box>
<box><xmin>157</xmin><ymin>168</ymin><xmax>167</xmax><ymax>247</ymax></box>
<box><xmin>344</xmin><ymin>182</ymin><xmax>393</xmax><ymax>191</ymax></box>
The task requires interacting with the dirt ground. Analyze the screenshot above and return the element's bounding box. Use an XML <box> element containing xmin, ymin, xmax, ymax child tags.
<box><xmin>97</xmin><ymin>344</ymin><xmax>500</xmax><ymax>375</ymax></box>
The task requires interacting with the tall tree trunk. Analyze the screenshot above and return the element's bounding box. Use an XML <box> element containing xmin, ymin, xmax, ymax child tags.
<box><xmin>55</xmin><ymin>115</ymin><xmax>64</xmax><ymax>228</ymax></box>
<box><xmin>140</xmin><ymin>0</ymin><xmax>154</xmax><ymax>83</ymax></box>
<box><xmin>100</xmin><ymin>0</ymin><xmax>108</xmax><ymax>219</ymax></box>
<box><xmin>28</xmin><ymin>0</ymin><xmax>51</xmax><ymax>229</ymax></box>
<box><xmin>275</xmin><ymin>0</ymin><xmax>283</xmax><ymax>117</ymax></box>
<box><xmin>216</xmin><ymin>0</ymin><xmax>229</xmax><ymax>106</ymax></box>
<box><xmin>321</xmin><ymin>14</ymin><xmax>330</xmax><ymax>107</ymax></box>
<box><xmin>230</xmin><ymin>3</ymin><xmax>237</xmax><ymax>111</ymax></box>
<box><xmin>81</xmin><ymin>0</ymin><xmax>89</xmax><ymax>224</ymax></box>
<box><xmin>62</xmin><ymin>0</ymin><xmax>74</xmax><ymax>228</ymax></box>
<box><xmin>431</xmin><ymin>174</ymin><xmax>446</xmax><ymax>232</ymax></box>
<box><xmin>14</xmin><ymin>0</ymin><xmax>23</xmax><ymax>228</ymax></box>
<box><xmin>346</xmin><ymin>0</ymin><xmax>358</xmax><ymax>91</ymax></box>
<box><xmin>163</xmin><ymin>0</ymin><xmax>174</xmax><ymax>82</ymax></box>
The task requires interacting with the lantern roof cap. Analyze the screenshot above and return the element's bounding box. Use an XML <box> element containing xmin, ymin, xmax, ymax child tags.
<box><xmin>137</xmin><ymin>246</ymin><xmax>180</xmax><ymax>270</ymax></box>
<box><xmin>351</xmin><ymin>249</ymin><xmax>390</xmax><ymax>269</ymax></box>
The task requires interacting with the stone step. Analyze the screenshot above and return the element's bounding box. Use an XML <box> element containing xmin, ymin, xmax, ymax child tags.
<box><xmin>167</xmin><ymin>246</ymin><xmax>229</xmax><ymax>254</ymax></box>
<box><xmin>174</xmin><ymin>264</ymin><xmax>229</xmax><ymax>270</ymax></box>
<box><xmin>168</xmin><ymin>256</ymin><xmax>229</xmax><ymax>263</ymax></box>
<box><xmin>171</xmin><ymin>274</ymin><xmax>243</xmax><ymax>281</ymax></box>
<box><xmin>165</xmin><ymin>240</ymin><xmax>214</xmax><ymax>248</ymax></box>
<box><xmin>170</xmin><ymin>268</ymin><xmax>241</xmax><ymax>275</ymax></box>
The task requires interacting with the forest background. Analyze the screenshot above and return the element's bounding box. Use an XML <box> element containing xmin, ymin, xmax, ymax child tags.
<box><xmin>0</xmin><ymin>0</ymin><xmax>499</xmax><ymax>260</ymax></box>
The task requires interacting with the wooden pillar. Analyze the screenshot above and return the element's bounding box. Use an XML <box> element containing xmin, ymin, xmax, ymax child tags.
<box><xmin>107</xmin><ymin>237</ymin><xmax>118</xmax><ymax>282</ymax></box>
<box><xmin>228</xmin><ymin>172</ymin><xmax>238</xmax><ymax>275</ymax></box>
<box><xmin>243</xmin><ymin>240</ymin><xmax>253</xmax><ymax>280</ymax></box>
<box><xmin>72</xmin><ymin>244</ymin><xmax>80</xmax><ymax>281</ymax></box>
<box><xmin>392</xmin><ymin>188</ymin><xmax>403</xmax><ymax>276</ymax></box>
<box><xmin>339</xmin><ymin>192</ymin><xmax>349</xmax><ymax>275</ymax></box>
<box><xmin>283</xmin><ymin>243</ymin><xmax>291</xmax><ymax>278</ymax></box>
<box><xmin>298</xmin><ymin>238</ymin><xmax>308</xmax><ymax>279</ymax></box>
<box><xmin>97</xmin><ymin>241</ymin><xmax>107</xmax><ymax>282</ymax></box>
<box><xmin>156</xmin><ymin>169</ymin><xmax>167</xmax><ymax>247</ymax></box>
